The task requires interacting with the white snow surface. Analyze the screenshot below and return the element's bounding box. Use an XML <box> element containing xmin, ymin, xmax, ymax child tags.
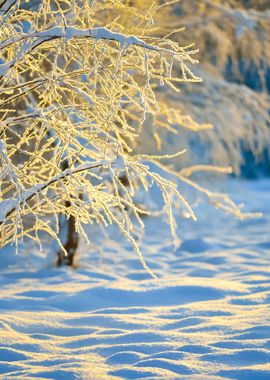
<box><xmin>0</xmin><ymin>178</ymin><xmax>269</xmax><ymax>379</ymax></box>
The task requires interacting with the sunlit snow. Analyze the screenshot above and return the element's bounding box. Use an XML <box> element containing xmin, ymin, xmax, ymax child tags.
<box><xmin>0</xmin><ymin>179</ymin><xmax>269</xmax><ymax>379</ymax></box>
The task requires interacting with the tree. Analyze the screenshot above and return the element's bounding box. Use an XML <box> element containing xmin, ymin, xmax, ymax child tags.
<box><xmin>154</xmin><ymin>0</ymin><xmax>270</xmax><ymax>176</ymax></box>
<box><xmin>0</xmin><ymin>0</ymin><xmax>259</xmax><ymax>276</ymax></box>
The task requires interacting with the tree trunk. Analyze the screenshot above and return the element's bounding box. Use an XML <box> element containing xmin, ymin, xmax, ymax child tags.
<box><xmin>56</xmin><ymin>161</ymin><xmax>79</xmax><ymax>267</ymax></box>
<box><xmin>56</xmin><ymin>200</ymin><xmax>79</xmax><ymax>267</ymax></box>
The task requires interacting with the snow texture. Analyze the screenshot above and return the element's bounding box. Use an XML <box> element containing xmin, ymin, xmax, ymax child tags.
<box><xmin>0</xmin><ymin>178</ymin><xmax>269</xmax><ymax>379</ymax></box>
<box><xmin>0</xmin><ymin>198</ymin><xmax>17</xmax><ymax>223</ymax></box>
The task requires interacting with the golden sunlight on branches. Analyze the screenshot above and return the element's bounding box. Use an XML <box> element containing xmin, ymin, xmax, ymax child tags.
<box><xmin>0</xmin><ymin>0</ymin><xmax>260</xmax><ymax>276</ymax></box>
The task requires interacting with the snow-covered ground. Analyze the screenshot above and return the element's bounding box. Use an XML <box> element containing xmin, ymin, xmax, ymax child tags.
<box><xmin>0</xmin><ymin>179</ymin><xmax>269</xmax><ymax>380</ymax></box>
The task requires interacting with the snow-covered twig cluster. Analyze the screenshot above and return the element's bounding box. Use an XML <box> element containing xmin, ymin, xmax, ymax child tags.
<box><xmin>0</xmin><ymin>0</ymin><xmax>259</xmax><ymax>275</ymax></box>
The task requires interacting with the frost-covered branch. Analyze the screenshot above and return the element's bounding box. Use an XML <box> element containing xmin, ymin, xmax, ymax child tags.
<box><xmin>0</xmin><ymin>26</ymin><xmax>198</xmax><ymax>78</ymax></box>
<box><xmin>0</xmin><ymin>0</ymin><xmax>17</xmax><ymax>13</ymax></box>
<box><xmin>0</xmin><ymin>159</ymin><xmax>114</xmax><ymax>224</ymax></box>
<box><xmin>0</xmin><ymin>0</ymin><xmax>260</xmax><ymax>275</ymax></box>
